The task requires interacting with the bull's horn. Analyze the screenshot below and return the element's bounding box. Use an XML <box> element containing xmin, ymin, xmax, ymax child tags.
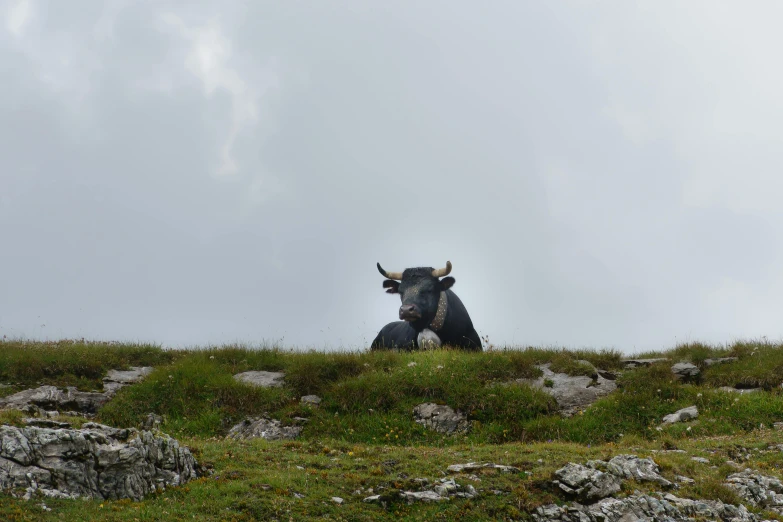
<box><xmin>377</xmin><ymin>262</ymin><xmax>403</xmax><ymax>280</ymax></box>
<box><xmin>432</xmin><ymin>261</ymin><xmax>452</xmax><ymax>278</ymax></box>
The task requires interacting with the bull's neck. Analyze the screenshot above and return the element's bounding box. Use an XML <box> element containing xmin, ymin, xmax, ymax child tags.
<box><xmin>428</xmin><ymin>291</ymin><xmax>448</xmax><ymax>331</ymax></box>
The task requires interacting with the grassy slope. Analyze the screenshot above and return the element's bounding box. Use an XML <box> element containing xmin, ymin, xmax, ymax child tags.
<box><xmin>1</xmin><ymin>339</ymin><xmax>782</xmax><ymax>521</ymax></box>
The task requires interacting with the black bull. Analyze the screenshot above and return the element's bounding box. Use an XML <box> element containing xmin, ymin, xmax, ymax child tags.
<box><xmin>370</xmin><ymin>261</ymin><xmax>482</xmax><ymax>351</ymax></box>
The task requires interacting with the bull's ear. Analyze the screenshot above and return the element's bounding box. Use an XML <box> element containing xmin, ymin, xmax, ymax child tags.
<box><xmin>382</xmin><ymin>279</ymin><xmax>400</xmax><ymax>294</ymax></box>
<box><xmin>440</xmin><ymin>277</ymin><xmax>455</xmax><ymax>290</ymax></box>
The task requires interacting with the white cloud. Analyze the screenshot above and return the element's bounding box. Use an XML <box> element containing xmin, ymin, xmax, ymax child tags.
<box><xmin>6</xmin><ymin>0</ymin><xmax>31</xmax><ymax>38</ymax></box>
<box><xmin>158</xmin><ymin>13</ymin><xmax>279</xmax><ymax>179</ymax></box>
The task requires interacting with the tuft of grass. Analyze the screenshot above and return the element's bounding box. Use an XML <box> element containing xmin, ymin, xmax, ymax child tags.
<box><xmin>0</xmin><ymin>339</ymin><xmax>173</xmax><ymax>391</ymax></box>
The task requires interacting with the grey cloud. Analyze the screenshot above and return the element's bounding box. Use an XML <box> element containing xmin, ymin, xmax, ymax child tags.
<box><xmin>2</xmin><ymin>1</ymin><xmax>783</xmax><ymax>351</ymax></box>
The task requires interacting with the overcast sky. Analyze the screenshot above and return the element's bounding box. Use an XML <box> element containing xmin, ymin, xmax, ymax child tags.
<box><xmin>2</xmin><ymin>1</ymin><xmax>783</xmax><ymax>353</ymax></box>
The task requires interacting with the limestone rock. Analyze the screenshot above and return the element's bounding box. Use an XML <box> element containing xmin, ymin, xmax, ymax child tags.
<box><xmin>362</xmin><ymin>478</ymin><xmax>476</xmax><ymax>506</ymax></box>
<box><xmin>725</xmin><ymin>469</ymin><xmax>783</xmax><ymax>515</ymax></box>
<box><xmin>413</xmin><ymin>403</ymin><xmax>470</xmax><ymax>435</ymax></box>
<box><xmin>621</xmin><ymin>358</ymin><xmax>668</xmax><ymax>369</ymax></box>
<box><xmin>552</xmin><ymin>462</ymin><xmax>622</xmax><ymax>502</ymax></box>
<box><xmin>0</xmin><ymin>386</ymin><xmax>112</xmax><ymax>415</ymax></box>
<box><xmin>233</xmin><ymin>371</ymin><xmax>285</xmax><ymax>388</ymax></box>
<box><xmin>226</xmin><ymin>417</ymin><xmax>301</xmax><ymax>441</ymax></box>
<box><xmin>533</xmin><ymin>492</ymin><xmax>761</xmax><ymax>522</ymax></box>
<box><xmin>703</xmin><ymin>357</ymin><xmax>738</xmax><ymax>367</ymax></box>
<box><xmin>0</xmin><ymin>366</ymin><xmax>155</xmax><ymax>415</ymax></box>
<box><xmin>720</xmin><ymin>387</ymin><xmax>762</xmax><ymax>394</ymax></box>
<box><xmin>300</xmin><ymin>395</ymin><xmax>322</xmax><ymax>407</ymax></box>
<box><xmin>516</xmin><ymin>362</ymin><xmax>617</xmax><ymax>416</ymax></box>
<box><xmin>662</xmin><ymin>405</ymin><xmax>698</xmax><ymax>425</ymax></box>
<box><xmin>605</xmin><ymin>455</ymin><xmax>673</xmax><ymax>488</ymax></box>
<box><xmin>102</xmin><ymin>367</ymin><xmax>155</xmax><ymax>395</ymax></box>
<box><xmin>671</xmin><ymin>362</ymin><xmax>700</xmax><ymax>380</ymax></box>
<box><xmin>447</xmin><ymin>462</ymin><xmax>520</xmax><ymax>473</ymax></box>
<box><xmin>0</xmin><ymin>422</ymin><xmax>198</xmax><ymax>501</ymax></box>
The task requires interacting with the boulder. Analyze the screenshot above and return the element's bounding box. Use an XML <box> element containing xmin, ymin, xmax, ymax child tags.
<box><xmin>0</xmin><ymin>366</ymin><xmax>155</xmax><ymax>416</ymax></box>
<box><xmin>719</xmin><ymin>387</ymin><xmax>762</xmax><ymax>395</ymax></box>
<box><xmin>671</xmin><ymin>362</ymin><xmax>700</xmax><ymax>380</ymax></box>
<box><xmin>533</xmin><ymin>492</ymin><xmax>761</xmax><ymax>522</ymax></box>
<box><xmin>226</xmin><ymin>417</ymin><xmax>302</xmax><ymax>441</ymax></box>
<box><xmin>552</xmin><ymin>463</ymin><xmax>622</xmax><ymax>502</ymax></box>
<box><xmin>605</xmin><ymin>455</ymin><xmax>673</xmax><ymax>487</ymax></box>
<box><xmin>662</xmin><ymin>405</ymin><xmax>698</xmax><ymax>425</ymax></box>
<box><xmin>0</xmin><ymin>422</ymin><xmax>198</xmax><ymax>501</ymax></box>
<box><xmin>413</xmin><ymin>403</ymin><xmax>470</xmax><ymax>435</ymax></box>
<box><xmin>300</xmin><ymin>395</ymin><xmax>322</xmax><ymax>407</ymax></box>
<box><xmin>233</xmin><ymin>371</ymin><xmax>285</xmax><ymax>388</ymax></box>
<box><xmin>447</xmin><ymin>462</ymin><xmax>520</xmax><ymax>473</ymax></box>
<box><xmin>516</xmin><ymin>362</ymin><xmax>617</xmax><ymax>416</ymax></box>
<box><xmin>725</xmin><ymin>469</ymin><xmax>783</xmax><ymax>515</ymax></box>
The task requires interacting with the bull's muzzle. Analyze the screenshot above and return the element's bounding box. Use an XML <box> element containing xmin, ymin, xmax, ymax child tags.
<box><xmin>399</xmin><ymin>304</ymin><xmax>421</xmax><ymax>321</ymax></box>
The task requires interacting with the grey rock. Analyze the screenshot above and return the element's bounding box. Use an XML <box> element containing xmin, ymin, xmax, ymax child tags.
<box><xmin>0</xmin><ymin>386</ymin><xmax>112</xmax><ymax>415</ymax></box>
<box><xmin>0</xmin><ymin>367</ymin><xmax>155</xmax><ymax>415</ymax></box>
<box><xmin>719</xmin><ymin>386</ymin><xmax>762</xmax><ymax>394</ymax></box>
<box><xmin>671</xmin><ymin>362</ymin><xmax>700</xmax><ymax>380</ymax></box>
<box><xmin>725</xmin><ymin>469</ymin><xmax>783</xmax><ymax>514</ymax></box>
<box><xmin>516</xmin><ymin>363</ymin><xmax>617</xmax><ymax>417</ymax></box>
<box><xmin>362</xmin><ymin>478</ymin><xmax>476</xmax><ymax>505</ymax></box>
<box><xmin>21</xmin><ymin>418</ymin><xmax>71</xmax><ymax>429</ymax></box>
<box><xmin>691</xmin><ymin>457</ymin><xmax>710</xmax><ymax>464</ymax></box>
<box><xmin>447</xmin><ymin>462</ymin><xmax>520</xmax><ymax>473</ymax></box>
<box><xmin>621</xmin><ymin>358</ymin><xmax>668</xmax><ymax>369</ymax></box>
<box><xmin>774</xmin><ymin>422</ymin><xmax>783</xmax><ymax>431</ymax></box>
<box><xmin>662</xmin><ymin>405</ymin><xmax>698</xmax><ymax>425</ymax></box>
<box><xmin>141</xmin><ymin>413</ymin><xmax>163</xmax><ymax>431</ymax></box>
<box><xmin>552</xmin><ymin>462</ymin><xmax>622</xmax><ymax>502</ymax></box>
<box><xmin>233</xmin><ymin>371</ymin><xmax>285</xmax><ymax>388</ymax></box>
<box><xmin>0</xmin><ymin>422</ymin><xmax>198</xmax><ymax>501</ymax></box>
<box><xmin>703</xmin><ymin>357</ymin><xmax>738</xmax><ymax>367</ymax></box>
<box><xmin>606</xmin><ymin>455</ymin><xmax>673</xmax><ymax>488</ymax></box>
<box><xmin>413</xmin><ymin>403</ymin><xmax>470</xmax><ymax>435</ymax></box>
<box><xmin>331</xmin><ymin>496</ymin><xmax>344</xmax><ymax>504</ymax></box>
<box><xmin>300</xmin><ymin>395</ymin><xmax>322</xmax><ymax>406</ymax></box>
<box><xmin>533</xmin><ymin>492</ymin><xmax>762</xmax><ymax>522</ymax></box>
<box><xmin>226</xmin><ymin>417</ymin><xmax>302</xmax><ymax>441</ymax></box>
<box><xmin>675</xmin><ymin>475</ymin><xmax>695</xmax><ymax>485</ymax></box>
<box><xmin>403</xmin><ymin>490</ymin><xmax>446</xmax><ymax>502</ymax></box>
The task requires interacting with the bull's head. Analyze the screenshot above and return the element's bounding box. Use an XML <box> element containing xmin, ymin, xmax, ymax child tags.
<box><xmin>376</xmin><ymin>261</ymin><xmax>455</xmax><ymax>329</ymax></box>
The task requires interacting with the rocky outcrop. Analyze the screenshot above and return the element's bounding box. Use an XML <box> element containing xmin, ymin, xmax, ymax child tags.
<box><xmin>233</xmin><ymin>371</ymin><xmax>285</xmax><ymax>388</ymax></box>
<box><xmin>533</xmin><ymin>492</ymin><xmax>762</xmax><ymax>522</ymax></box>
<box><xmin>226</xmin><ymin>417</ymin><xmax>302</xmax><ymax>441</ymax></box>
<box><xmin>0</xmin><ymin>366</ymin><xmax>155</xmax><ymax>416</ymax></box>
<box><xmin>0</xmin><ymin>422</ymin><xmax>198</xmax><ymax>501</ymax></box>
<box><xmin>552</xmin><ymin>462</ymin><xmax>622</xmax><ymax>502</ymax></box>
<box><xmin>725</xmin><ymin>470</ymin><xmax>783</xmax><ymax>515</ymax></box>
<box><xmin>604</xmin><ymin>454</ymin><xmax>673</xmax><ymax>488</ymax></box>
<box><xmin>516</xmin><ymin>362</ymin><xmax>617</xmax><ymax>416</ymax></box>
<box><xmin>363</xmin><ymin>478</ymin><xmax>477</xmax><ymax>505</ymax></box>
<box><xmin>413</xmin><ymin>403</ymin><xmax>470</xmax><ymax>435</ymax></box>
<box><xmin>538</xmin><ymin>455</ymin><xmax>771</xmax><ymax>522</ymax></box>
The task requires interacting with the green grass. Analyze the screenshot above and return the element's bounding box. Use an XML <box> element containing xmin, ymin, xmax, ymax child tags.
<box><xmin>2</xmin><ymin>338</ymin><xmax>783</xmax><ymax>521</ymax></box>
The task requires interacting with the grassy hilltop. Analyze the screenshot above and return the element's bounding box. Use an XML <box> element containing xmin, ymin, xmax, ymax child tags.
<box><xmin>1</xmin><ymin>339</ymin><xmax>782</xmax><ymax>521</ymax></box>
